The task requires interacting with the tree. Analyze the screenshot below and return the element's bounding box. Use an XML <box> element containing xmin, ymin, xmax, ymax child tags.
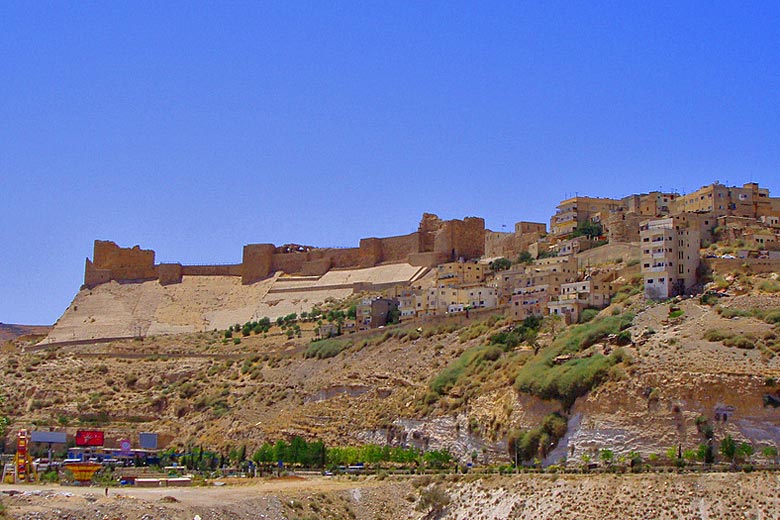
<box><xmin>423</xmin><ymin>449</ymin><xmax>452</xmax><ymax>469</ymax></box>
<box><xmin>599</xmin><ymin>448</ymin><xmax>614</xmax><ymax>467</ymax></box>
<box><xmin>347</xmin><ymin>305</ymin><xmax>357</xmax><ymax>320</ymax></box>
<box><xmin>737</xmin><ymin>442</ymin><xmax>754</xmax><ymax>464</ymax></box>
<box><xmin>720</xmin><ymin>435</ymin><xmax>737</xmax><ymax>464</ymax></box>
<box><xmin>697</xmin><ymin>443</ymin><xmax>715</xmax><ymax>464</ymax></box>
<box><xmin>252</xmin><ymin>443</ymin><xmax>275</xmax><ymax>473</ymax></box>
<box><xmin>572</xmin><ymin>220</ymin><xmax>603</xmax><ymax>239</ymax></box>
<box><xmin>387</xmin><ymin>307</ymin><xmax>400</xmax><ymax>325</ymax></box>
<box><xmin>516</xmin><ymin>251</ymin><xmax>534</xmax><ymax>265</ymax></box>
<box><xmin>762</xmin><ymin>445</ymin><xmax>779</xmax><ymax>465</ymax></box>
<box><xmin>489</xmin><ymin>258</ymin><xmax>512</xmax><ymax>272</ymax></box>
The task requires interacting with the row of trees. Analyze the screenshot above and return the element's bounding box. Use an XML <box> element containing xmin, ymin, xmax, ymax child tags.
<box><xmin>163</xmin><ymin>438</ymin><xmax>453</xmax><ymax>471</ymax></box>
<box><xmin>224</xmin><ymin>303</ymin><xmax>362</xmax><ymax>340</ymax></box>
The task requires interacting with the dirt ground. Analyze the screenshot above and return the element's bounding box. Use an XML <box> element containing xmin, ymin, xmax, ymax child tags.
<box><xmin>4</xmin><ymin>472</ymin><xmax>780</xmax><ymax>520</ymax></box>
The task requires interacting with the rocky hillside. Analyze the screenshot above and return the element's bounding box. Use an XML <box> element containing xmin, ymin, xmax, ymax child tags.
<box><xmin>2</xmin><ymin>270</ymin><xmax>780</xmax><ymax>467</ymax></box>
<box><xmin>0</xmin><ymin>323</ymin><xmax>50</xmax><ymax>342</ymax></box>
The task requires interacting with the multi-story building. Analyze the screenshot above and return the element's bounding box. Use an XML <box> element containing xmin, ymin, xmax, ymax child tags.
<box><xmin>494</xmin><ymin>256</ymin><xmax>577</xmax><ymax>304</ymax></box>
<box><xmin>550</xmin><ymin>196</ymin><xmax>622</xmax><ymax>237</ymax></box>
<box><xmin>620</xmin><ymin>191</ymin><xmax>678</xmax><ymax>217</ymax></box>
<box><xmin>417</xmin><ymin>284</ymin><xmax>497</xmax><ymax>316</ymax></box>
<box><xmin>670</xmin><ymin>182</ymin><xmax>778</xmax><ymax>219</ymax></box>
<box><xmin>436</xmin><ymin>261</ymin><xmax>486</xmax><ymax>286</ymax></box>
<box><xmin>547</xmin><ymin>279</ymin><xmax>612</xmax><ymax>323</ymax></box>
<box><xmin>397</xmin><ymin>289</ymin><xmax>419</xmax><ymax>320</ymax></box>
<box><xmin>640</xmin><ymin>217</ymin><xmax>701</xmax><ymax>299</ymax></box>
<box><xmin>510</xmin><ymin>285</ymin><xmax>551</xmax><ymax>321</ymax></box>
<box><xmin>356</xmin><ymin>297</ymin><xmax>399</xmax><ymax>330</ymax></box>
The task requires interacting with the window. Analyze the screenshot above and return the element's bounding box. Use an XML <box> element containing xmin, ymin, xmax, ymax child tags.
<box><xmin>647</xmin><ymin>279</ymin><xmax>654</xmax><ymax>284</ymax></box>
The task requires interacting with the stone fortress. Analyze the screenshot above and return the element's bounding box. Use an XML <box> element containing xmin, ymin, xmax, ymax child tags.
<box><xmin>41</xmin><ymin>214</ymin><xmax>485</xmax><ymax>344</ymax></box>
<box><xmin>84</xmin><ymin>213</ymin><xmax>485</xmax><ymax>288</ymax></box>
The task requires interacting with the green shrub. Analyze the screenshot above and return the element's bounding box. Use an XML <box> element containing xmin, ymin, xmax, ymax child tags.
<box><xmin>489</xmin><ymin>316</ymin><xmax>541</xmax><ymax>350</ymax></box>
<box><xmin>700</xmin><ymin>293</ymin><xmax>720</xmax><ymax>306</ymax></box>
<box><xmin>430</xmin><ymin>344</ymin><xmax>504</xmax><ymax>396</ymax></box>
<box><xmin>579</xmin><ymin>308</ymin><xmax>599</xmax><ymax>324</ymax></box>
<box><xmin>489</xmin><ymin>258</ymin><xmax>512</xmax><ymax>272</ymax></box>
<box><xmin>717</xmin><ymin>306</ymin><xmax>751</xmax><ymax>319</ymax></box>
<box><xmin>40</xmin><ymin>470</ymin><xmax>59</xmax><ymax>483</ymax></box>
<box><xmin>704</xmin><ymin>329</ymin><xmax>731</xmax><ymax>342</ymax></box>
<box><xmin>724</xmin><ymin>336</ymin><xmax>755</xmax><ymax>349</ymax></box>
<box><xmin>459</xmin><ymin>323</ymin><xmax>489</xmax><ymax>343</ymax></box>
<box><xmin>759</xmin><ymin>281</ymin><xmax>780</xmax><ymax>293</ymax></box>
<box><xmin>763</xmin><ymin>310</ymin><xmax>780</xmax><ymax>325</ymax></box>
<box><xmin>615</xmin><ymin>330</ymin><xmax>632</xmax><ymax>345</ymax></box>
<box><xmin>514</xmin><ymin>314</ymin><xmax>633</xmax><ymax>408</ymax></box>
<box><xmin>668</xmin><ymin>309</ymin><xmax>684</xmax><ymax>319</ymax></box>
<box><xmin>304</xmin><ymin>338</ymin><xmax>352</xmax><ymax>359</ymax></box>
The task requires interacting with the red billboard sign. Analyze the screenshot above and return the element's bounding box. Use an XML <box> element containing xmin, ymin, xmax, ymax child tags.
<box><xmin>75</xmin><ymin>430</ymin><xmax>104</xmax><ymax>447</ymax></box>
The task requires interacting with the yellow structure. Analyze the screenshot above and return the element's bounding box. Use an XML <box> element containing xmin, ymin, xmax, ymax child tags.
<box><xmin>64</xmin><ymin>462</ymin><xmax>102</xmax><ymax>484</ymax></box>
<box><xmin>3</xmin><ymin>429</ymin><xmax>36</xmax><ymax>483</ymax></box>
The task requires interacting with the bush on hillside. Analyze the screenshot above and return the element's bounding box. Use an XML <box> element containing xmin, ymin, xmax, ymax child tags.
<box><xmin>304</xmin><ymin>338</ymin><xmax>352</xmax><ymax>359</ymax></box>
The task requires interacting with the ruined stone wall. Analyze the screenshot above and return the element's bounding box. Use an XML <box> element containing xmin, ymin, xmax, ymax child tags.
<box><xmin>322</xmin><ymin>247</ymin><xmax>361</xmax><ymax>268</ymax></box>
<box><xmin>358</xmin><ymin>238</ymin><xmax>383</xmax><ymax>267</ymax></box>
<box><xmin>84</xmin><ymin>259</ymin><xmax>112</xmax><ymax>287</ymax></box>
<box><xmin>442</xmin><ymin>217</ymin><xmax>485</xmax><ymax>260</ymax></box>
<box><xmin>271</xmin><ymin>251</ymin><xmax>307</xmax><ymax>275</ymax></box>
<box><xmin>485</xmin><ymin>229</ymin><xmax>543</xmax><ymax>259</ymax></box>
<box><xmin>92</xmin><ymin>240</ymin><xmax>156</xmax><ymax>281</ymax></box>
<box><xmin>158</xmin><ymin>263</ymin><xmax>183</xmax><ymax>285</ymax></box>
<box><xmin>300</xmin><ymin>258</ymin><xmax>332</xmax><ymax>276</ymax></box>
<box><xmin>242</xmin><ymin>244</ymin><xmax>275</xmax><ymax>284</ymax></box>
<box><xmin>484</xmin><ymin>231</ymin><xmax>512</xmax><ymax>258</ymax></box>
<box><xmin>418</xmin><ymin>213</ymin><xmax>443</xmax><ymax>252</ymax></box>
<box><xmin>379</xmin><ymin>233</ymin><xmax>420</xmax><ymax>263</ymax></box>
<box><xmin>181</xmin><ymin>265</ymin><xmax>242</xmax><ymax>277</ymax></box>
<box><xmin>705</xmin><ymin>257</ymin><xmax>780</xmax><ymax>274</ymax></box>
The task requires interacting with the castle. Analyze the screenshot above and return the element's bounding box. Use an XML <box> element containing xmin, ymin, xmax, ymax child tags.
<box><xmin>84</xmin><ymin>213</ymin><xmax>486</xmax><ymax>287</ymax></box>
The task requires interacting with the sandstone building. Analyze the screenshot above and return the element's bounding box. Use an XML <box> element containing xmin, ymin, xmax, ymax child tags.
<box><xmin>640</xmin><ymin>217</ymin><xmax>701</xmax><ymax>299</ymax></box>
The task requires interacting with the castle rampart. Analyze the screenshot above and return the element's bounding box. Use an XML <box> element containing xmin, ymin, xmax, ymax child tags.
<box><xmin>84</xmin><ymin>214</ymin><xmax>486</xmax><ymax>287</ymax></box>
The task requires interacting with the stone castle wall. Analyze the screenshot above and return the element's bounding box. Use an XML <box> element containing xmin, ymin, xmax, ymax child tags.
<box><xmin>85</xmin><ymin>214</ymin><xmax>485</xmax><ymax>287</ymax></box>
<box><xmin>484</xmin><ymin>221</ymin><xmax>546</xmax><ymax>259</ymax></box>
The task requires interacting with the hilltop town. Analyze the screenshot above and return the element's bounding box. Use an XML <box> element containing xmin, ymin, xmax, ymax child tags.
<box><xmin>42</xmin><ymin>180</ymin><xmax>780</xmax><ymax>345</ymax></box>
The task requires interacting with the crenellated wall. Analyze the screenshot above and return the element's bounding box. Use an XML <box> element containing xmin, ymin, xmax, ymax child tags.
<box><xmin>84</xmin><ymin>213</ymin><xmax>486</xmax><ymax>287</ymax></box>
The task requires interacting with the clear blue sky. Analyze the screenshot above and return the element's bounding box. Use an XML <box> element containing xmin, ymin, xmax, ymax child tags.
<box><xmin>1</xmin><ymin>2</ymin><xmax>778</xmax><ymax>325</ymax></box>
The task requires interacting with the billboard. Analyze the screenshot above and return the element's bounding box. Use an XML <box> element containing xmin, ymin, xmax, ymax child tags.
<box><xmin>31</xmin><ymin>431</ymin><xmax>67</xmax><ymax>444</ymax></box>
<box><xmin>75</xmin><ymin>430</ymin><xmax>104</xmax><ymax>447</ymax></box>
<box><xmin>138</xmin><ymin>432</ymin><xmax>158</xmax><ymax>449</ymax></box>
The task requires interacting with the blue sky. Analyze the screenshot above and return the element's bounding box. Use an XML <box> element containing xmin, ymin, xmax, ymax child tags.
<box><xmin>1</xmin><ymin>2</ymin><xmax>779</xmax><ymax>325</ymax></box>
